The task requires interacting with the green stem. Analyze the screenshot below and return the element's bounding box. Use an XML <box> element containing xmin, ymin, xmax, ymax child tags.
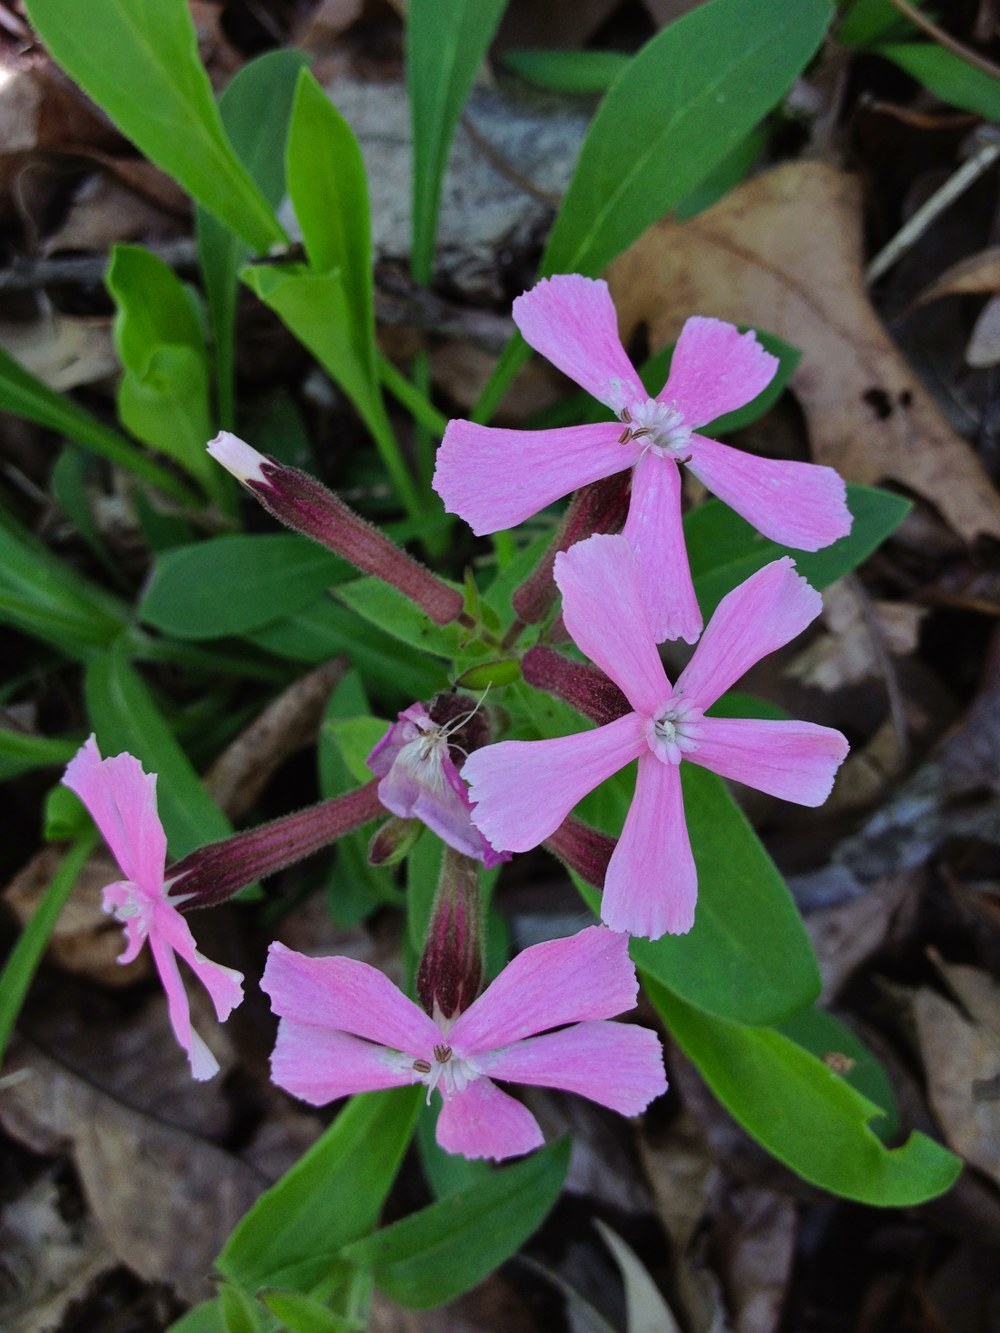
<box><xmin>377</xmin><ymin>353</ymin><xmax>449</xmax><ymax>438</ymax></box>
<box><xmin>0</xmin><ymin>831</ymin><xmax>97</xmax><ymax>1061</ymax></box>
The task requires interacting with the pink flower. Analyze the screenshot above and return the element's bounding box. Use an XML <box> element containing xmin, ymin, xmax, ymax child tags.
<box><xmin>261</xmin><ymin>925</ymin><xmax>667</xmax><ymax>1161</ymax></box>
<box><xmin>434</xmin><ymin>274</ymin><xmax>851</xmax><ymax>643</ymax></box>
<box><xmin>367</xmin><ymin>702</ymin><xmax>509</xmax><ymax>869</ymax></box>
<box><xmin>462</xmin><ymin>537</ymin><xmax>849</xmax><ymax>940</ymax></box>
<box><xmin>62</xmin><ymin>737</ymin><xmax>244</xmax><ymax>1080</ymax></box>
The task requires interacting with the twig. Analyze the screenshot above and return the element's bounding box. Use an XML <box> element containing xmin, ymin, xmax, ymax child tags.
<box><xmin>866</xmin><ymin>130</ymin><xmax>1000</xmax><ymax>283</ymax></box>
<box><xmin>459</xmin><ymin>113</ymin><xmax>562</xmax><ymax>207</ymax></box>
<box><xmin>885</xmin><ymin>0</ymin><xmax>1000</xmax><ymax>81</ymax></box>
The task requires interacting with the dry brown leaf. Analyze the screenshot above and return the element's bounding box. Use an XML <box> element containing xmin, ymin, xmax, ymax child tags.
<box><xmin>915</xmin><ymin>984</ymin><xmax>1000</xmax><ymax>1186</ymax></box>
<box><xmin>206</xmin><ymin>658</ymin><xmax>346</xmax><ymax>819</ymax></box>
<box><xmin>42</xmin><ymin>170</ymin><xmax>179</xmax><ymax>256</ymax></box>
<box><xmin>0</xmin><ymin>1176</ymin><xmax>114</xmax><ymax>1333</ymax></box>
<box><xmin>0</xmin><ymin>1041</ymin><xmax>262</xmax><ymax>1302</ymax></box>
<box><xmin>0</xmin><ymin>314</ymin><xmax>117</xmax><ymax>390</ymax></box>
<box><xmin>804</xmin><ymin>873</ymin><xmax>917</xmax><ymax>1002</ymax></box>
<box><xmin>607</xmin><ymin>161</ymin><xmax>1000</xmax><ymax>542</ymax></box>
<box><xmin>910</xmin><ymin>245</ymin><xmax>1000</xmax><ymax>308</ymax></box>
<box><xmin>967</xmin><ymin>294</ymin><xmax>1000</xmax><ymax>367</ymax></box>
<box><xmin>3</xmin><ymin>844</ymin><xmax>149</xmax><ymax>987</ymax></box>
<box><xmin>715</xmin><ymin>1186</ymin><xmax>796</xmax><ymax>1333</ymax></box>
<box><xmin>788</xmin><ymin>579</ymin><xmax>924</xmax><ymax>692</ymax></box>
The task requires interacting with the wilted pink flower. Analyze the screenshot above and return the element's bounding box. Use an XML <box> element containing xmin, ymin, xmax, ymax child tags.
<box><xmin>434</xmin><ymin>274</ymin><xmax>851</xmax><ymax>643</ymax></box>
<box><xmin>262</xmin><ymin>925</ymin><xmax>667</xmax><ymax>1160</ymax></box>
<box><xmin>463</xmin><ymin>537</ymin><xmax>849</xmax><ymax>940</ymax></box>
<box><xmin>368</xmin><ymin>702</ymin><xmax>509</xmax><ymax>868</ymax></box>
<box><xmin>62</xmin><ymin>737</ymin><xmax>243</xmax><ymax>1080</ymax></box>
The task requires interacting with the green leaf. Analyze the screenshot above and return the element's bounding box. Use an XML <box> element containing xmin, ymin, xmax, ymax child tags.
<box><xmin>217</xmin><ymin>1087</ymin><xmax>421</xmax><ymax>1291</ymax></box>
<box><xmin>837</xmin><ymin>0</ymin><xmax>913</xmax><ymax>47</ymax></box>
<box><xmin>0</xmin><ymin>832</ymin><xmax>96</xmax><ymax>1063</ymax></box>
<box><xmin>689</xmin><ymin>484</ymin><xmax>911</xmax><ymax>620</ymax></box>
<box><xmin>197</xmin><ymin>49</ymin><xmax>307</xmax><ymax>429</ymax></box>
<box><xmin>407</xmin><ymin>0</ymin><xmax>508</xmax><ymax>283</ymax></box>
<box><xmin>0</xmin><ymin>504</ymin><xmax>127</xmax><ymax>660</ymax></box>
<box><xmin>84</xmin><ymin>647</ymin><xmax>231</xmax><ymax>857</ymax></box>
<box><xmin>219</xmin><ymin>1283</ymin><xmax>266</xmax><ymax>1333</ymax></box>
<box><xmin>169</xmin><ymin>1299</ymin><xmax>227</xmax><ymax>1333</ymax></box>
<box><xmin>23</xmin><ymin>0</ymin><xmax>284</xmax><ymax>253</ymax></box>
<box><xmin>779</xmin><ymin>1005</ymin><xmax>900</xmax><ymax>1140</ymax></box>
<box><xmin>674</xmin><ymin>125</ymin><xmax>767</xmax><ymax>221</ymax></box>
<box><xmin>648</xmin><ymin>980</ymin><xmax>962</xmax><ymax>1205</ymax></box>
<box><xmin>108</xmin><ymin>245</ymin><xmax>216</xmax><ymax>493</ymax></box>
<box><xmin>474</xmin><ymin>0</ymin><xmax>833</xmax><ymax>421</ymax></box>
<box><xmin>260</xmin><ymin>1289</ymin><xmax>361</xmax><ymax>1333</ymax></box>
<box><xmin>0</xmin><ymin>730</ymin><xmax>79</xmax><ymax>782</ymax></box>
<box><xmin>141</xmin><ymin>535</ymin><xmax>351</xmax><ymax>639</ymax></box>
<box><xmin>0</xmin><ymin>344</ymin><xmax>193</xmax><ymax>501</ymax></box>
<box><xmin>341</xmin><ymin>1138</ymin><xmax>570</xmax><ymax>1308</ymax></box>
<box><xmin>541</xmin><ymin>0</ymin><xmax>832</xmax><ymax>277</ymax></box>
<box><xmin>318</xmin><ymin>675</ymin><xmax>400</xmax><ymax>926</ymax></box>
<box><xmin>246</xmin><ymin>596</ymin><xmax>448</xmax><ymax>700</ymax></box>
<box><xmin>878</xmin><ymin>42</ymin><xmax>1000</xmax><ymax>120</ymax></box>
<box><xmin>503</xmin><ymin>47</ymin><xmax>630</xmax><ymax>95</ymax></box>
<box><xmin>571</xmin><ymin>763</ymin><xmax>820</xmax><ymax>1025</ymax></box>
<box><xmin>335</xmin><ymin>577</ymin><xmax>464</xmax><ymax>660</ymax></box>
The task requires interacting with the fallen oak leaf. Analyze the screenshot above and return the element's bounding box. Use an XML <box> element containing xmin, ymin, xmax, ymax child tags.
<box><xmin>607</xmin><ymin>161</ymin><xmax>1000</xmax><ymax>542</ymax></box>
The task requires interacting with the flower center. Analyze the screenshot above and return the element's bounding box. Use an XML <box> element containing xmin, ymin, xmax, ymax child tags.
<box><xmin>647</xmin><ymin>698</ymin><xmax>705</xmax><ymax>765</ymax></box>
<box><xmin>617</xmin><ymin>398</ymin><xmax>692</xmax><ymax>457</ymax></box>
<box><xmin>409</xmin><ymin>1040</ymin><xmax>480</xmax><ymax>1103</ymax></box>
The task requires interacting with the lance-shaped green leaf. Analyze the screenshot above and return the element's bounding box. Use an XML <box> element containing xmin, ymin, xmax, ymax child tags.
<box><xmin>217</xmin><ymin>1087</ymin><xmax>422</xmax><ymax>1292</ymax></box>
<box><xmin>474</xmin><ymin>0</ymin><xmax>833</xmax><ymax>420</ymax></box>
<box><xmin>108</xmin><ymin>245</ymin><xmax>217</xmax><ymax>496</ymax></box>
<box><xmin>341</xmin><ymin>1138</ymin><xmax>570</xmax><ymax>1308</ymax></box>
<box><xmin>23</xmin><ymin>0</ymin><xmax>284</xmax><ymax>253</ymax></box>
<box><xmin>0</xmin><ymin>730</ymin><xmax>79</xmax><ymax>783</ymax></box>
<box><xmin>648</xmin><ymin>979</ymin><xmax>962</xmax><ymax>1205</ymax></box>
<box><xmin>407</xmin><ymin>0</ymin><xmax>508</xmax><ymax>283</ymax></box>
<box><xmin>878</xmin><ymin>42</ymin><xmax>1000</xmax><ymax>121</ymax></box>
<box><xmin>0</xmin><ymin>504</ymin><xmax>127</xmax><ymax>660</ymax></box>
<box><xmin>504</xmin><ymin>48</ymin><xmax>630</xmax><ymax>95</ymax></box>
<box><xmin>197</xmin><ymin>49</ymin><xmax>307</xmax><ymax>429</ymax></box>
<box><xmin>0</xmin><ymin>344</ymin><xmax>193</xmax><ymax>502</ymax></box>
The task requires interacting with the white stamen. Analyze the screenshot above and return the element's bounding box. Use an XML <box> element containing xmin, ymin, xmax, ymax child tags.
<box><xmin>647</xmin><ymin>697</ymin><xmax>705</xmax><ymax>765</ymax></box>
<box><xmin>618</xmin><ymin>398</ymin><xmax>692</xmax><ymax>456</ymax></box>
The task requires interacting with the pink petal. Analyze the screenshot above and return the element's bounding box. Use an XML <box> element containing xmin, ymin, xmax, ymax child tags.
<box><xmin>676</xmin><ymin>557</ymin><xmax>822</xmax><ymax>709</ymax></box>
<box><xmin>261</xmin><ymin>942</ymin><xmax>439</xmax><ymax>1055</ymax></box>
<box><xmin>271</xmin><ymin>1021</ymin><xmax>412</xmax><ymax>1105</ymax></box>
<box><xmin>658</xmin><ymin>318</ymin><xmax>778</xmax><ymax>429</ymax></box>
<box><xmin>622</xmin><ymin>452</ymin><xmax>702</xmax><ymax>645</ymax></box>
<box><xmin>602</xmin><ymin>753</ymin><xmax>697</xmax><ymax>939</ymax></box>
<box><xmin>478</xmin><ymin>1021</ymin><xmax>667</xmax><ymax>1115</ymax></box>
<box><xmin>435</xmin><ymin>1078</ymin><xmax>544</xmax><ymax>1160</ymax></box>
<box><xmin>512</xmin><ymin>274</ymin><xmax>640</xmax><ymax>410</ymax></box>
<box><xmin>450</xmin><ymin>925</ymin><xmax>639</xmax><ymax>1055</ymax></box>
<box><xmin>686</xmin><ymin>436</ymin><xmax>852</xmax><ymax>551</ymax></box>
<box><xmin>367</xmin><ymin>703</ymin><xmax>426</xmax><ymax>777</ymax></box>
<box><xmin>63</xmin><ymin>736</ymin><xmax>166</xmax><ymax>894</ymax></box>
<box><xmin>463</xmin><ymin>713</ymin><xmax>646</xmax><ymax>853</ymax></box>
<box><xmin>148</xmin><ymin>932</ymin><xmax>219</xmax><ymax>1081</ymax></box>
<box><xmin>554</xmin><ymin>534</ymin><xmax>669</xmax><ymax>714</ymax></box>
<box><xmin>154</xmin><ymin>904</ymin><xmax>244</xmax><ymax>1021</ymax></box>
<box><xmin>434</xmin><ymin>420</ymin><xmax>632</xmax><ymax>536</ymax></box>
<box><xmin>689</xmin><ymin>716</ymin><xmax>849</xmax><ymax>806</ymax></box>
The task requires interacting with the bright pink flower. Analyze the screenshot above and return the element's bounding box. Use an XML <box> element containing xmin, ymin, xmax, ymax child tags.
<box><xmin>367</xmin><ymin>703</ymin><xmax>509</xmax><ymax>869</ymax></box>
<box><xmin>434</xmin><ymin>275</ymin><xmax>851</xmax><ymax>643</ymax></box>
<box><xmin>62</xmin><ymin>737</ymin><xmax>244</xmax><ymax>1080</ymax></box>
<box><xmin>261</xmin><ymin>925</ymin><xmax>666</xmax><ymax>1160</ymax></box>
<box><xmin>463</xmin><ymin>537</ymin><xmax>849</xmax><ymax>940</ymax></box>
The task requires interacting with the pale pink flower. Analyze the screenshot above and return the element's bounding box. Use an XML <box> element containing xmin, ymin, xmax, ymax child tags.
<box><xmin>463</xmin><ymin>537</ymin><xmax>849</xmax><ymax>940</ymax></box>
<box><xmin>434</xmin><ymin>274</ymin><xmax>851</xmax><ymax>643</ymax></box>
<box><xmin>261</xmin><ymin>925</ymin><xmax>667</xmax><ymax>1161</ymax></box>
<box><xmin>367</xmin><ymin>702</ymin><xmax>509</xmax><ymax>869</ymax></box>
<box><xmin>62</xmin><ymin>737</ymin><xmax>244</xmax><ymax>1080</ymax></box>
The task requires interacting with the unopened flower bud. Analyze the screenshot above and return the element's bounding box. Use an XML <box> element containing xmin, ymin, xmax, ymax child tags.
<box><xmin>368</xmin><ymin>816</ymin><xmax>422</xmax><ymax>866</ymax></box>
<box><xmin>544</xmin><ymin>814</ymin><xmax>616</xmax><ymax>890</ymax></box>
<box><xmin>522</xmin><ymin>645</ymin><xmax>630</xmax><ymax>726</ymax></box>
<box><xmin>416</xmin><ymin>848</ymin><xmax>484</xmax><ymax>1021</ymax></box>
<box><xmin>207</xmin><ymin>432</ymin><xmax>464</xmax><ymax>626</ymax></box>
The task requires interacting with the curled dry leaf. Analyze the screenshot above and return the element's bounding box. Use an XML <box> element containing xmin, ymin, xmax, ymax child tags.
<box><xmin>607</xmin><ymin>161</ymin><xmax>1000</xmax><ymax>542</ymax></box>
<box><xmin>788</xmin><ymin>579</ymin><xmax>924</xmax><ymax>693</ymax></box>
<box><xmin>966</xmin><ymin>295</ymin><xmax>1000</xmax><ymax>368</ymax></box>
<box><xmin>908</xmin><ymin>245</ymin><xmax>1000</xmax><ymax>309</ymax></box>
<box><xmin>0</xmin><ymin>315</ymin><xmax>117</xmax><ymax>391</ymax></box>
<box><xmin>914</xmin><ymin>982</ymin><xmax>1000</xmax><ymax>1187</ymax></box>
